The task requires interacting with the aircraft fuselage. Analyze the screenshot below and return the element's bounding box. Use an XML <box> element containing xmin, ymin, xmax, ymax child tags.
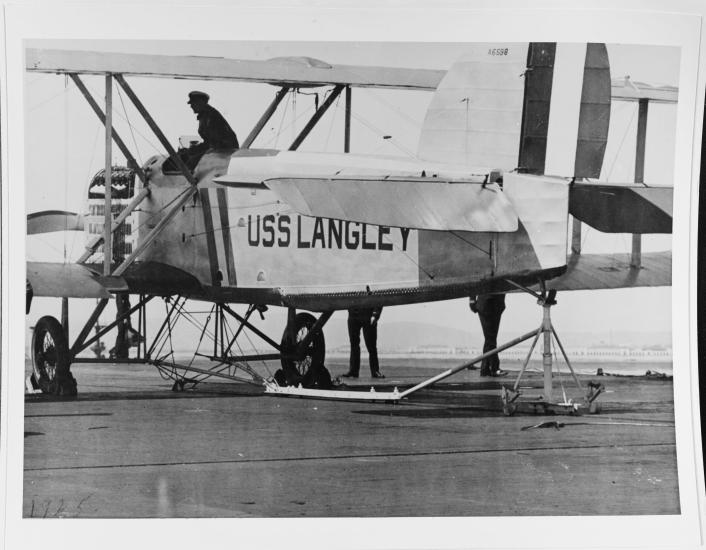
<box><xmin>134</xmin><ymin>149</ymin><xmax>569</xmax><ymax>310</ymax></box>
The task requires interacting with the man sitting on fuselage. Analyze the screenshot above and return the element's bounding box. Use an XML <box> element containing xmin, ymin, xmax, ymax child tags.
<box><xmin>179</xmin><ymin>90</ymin><xmax>239</xmax><ymax>170</ymax></box>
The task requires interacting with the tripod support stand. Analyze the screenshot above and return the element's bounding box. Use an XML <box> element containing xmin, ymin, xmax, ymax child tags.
<box><xmin>501</xmin><ymin>288</ymin><xmax>604</xmax><ymax>416</ymax></box>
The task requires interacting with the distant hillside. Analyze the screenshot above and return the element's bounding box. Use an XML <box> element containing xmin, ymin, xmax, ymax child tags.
<box><xmin>324</xmin><ymin>320</ymin><xmax>671</xmax><ymax>351</ymax></box>
<box><xmin>27</xmin><ymin>313</ymin><xmax>672</xmax><ymax>358</ymax></box>
<box><xmin>326</xmin><ymin>320</ymin><xmax>477</xmax><ymax>350</ymax></box>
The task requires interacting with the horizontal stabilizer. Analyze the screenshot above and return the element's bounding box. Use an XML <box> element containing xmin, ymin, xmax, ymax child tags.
<box><xmin>27</xmin><ymin>262</ymin><xmax>113</xmax><ymax>298</ymax></box>
<box><xmin>26</xmin><ymin>49</ymin><xmax>445</xmax><ymax>91</ymax></box>
<box><xmin>264</xmin><ymin>177</ymin><xmax>519</xmax><ymax>232</ymax></box>
<box><xmin>548</xmin><ymin>251</ymin><xmax>671</xmax><ymax>291</ymax></box>
<box><xmin>27</xmin><ymin>210</ymin><xmax>84</xmax><ymax>234</ymax></box>
<box><xmin>569</xmin><ymin>183</ymin><xmax>672</xmax><ymax>233</ymax></box>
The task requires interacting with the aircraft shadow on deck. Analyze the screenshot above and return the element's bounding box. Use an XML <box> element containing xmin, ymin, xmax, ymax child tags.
<box><xmin>24</xmin><ymin>384</ymin><xmax>262</xmax><ymax>404</ymax></box>
<box><xmin>352</xmin><ymin>405</ymin><xmax>502</xmax><ymax>419</ymax></box>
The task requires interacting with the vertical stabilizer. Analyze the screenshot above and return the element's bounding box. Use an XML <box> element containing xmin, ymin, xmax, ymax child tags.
<box><xmin>417</xmin><ymin>43</ymin><xmax>530</xmax><ymax>170</ymax></box>
<box><xmin>418</xmin><ymin>43</ymin><xmax>611</xmax><ymax>178</ymax></box>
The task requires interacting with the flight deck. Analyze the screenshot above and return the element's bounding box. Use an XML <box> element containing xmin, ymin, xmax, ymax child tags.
<box><xmin>23</xmin><ymin>357</ymin><xmax>678</xmax><ymax>518</ymax></box>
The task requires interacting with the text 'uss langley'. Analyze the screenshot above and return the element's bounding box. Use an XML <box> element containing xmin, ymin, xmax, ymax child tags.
<box><xmin>246</xmin><ymin>214</ymin><xmax>412</xmax><ymax>251</ymax></box>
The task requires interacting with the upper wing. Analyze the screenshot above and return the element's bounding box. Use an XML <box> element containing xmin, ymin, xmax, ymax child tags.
<box><xmin>611</xmin><ymin>77</ymin><xmax>678</xmax><ymax>104</ymax></box>
<box><xmin>27</xmin><ymin>49</ymin><xmax>680</xmax><ymax>98</ymax></box>
<box><xmin>26</xmin><ymin>49</ymin><xmax>445</xmax><ymax>91</ymax></box>
<box><xmin>264</xmin><ymin>177</ymin><xmax>519</xmax><ymax>232</ymax></box>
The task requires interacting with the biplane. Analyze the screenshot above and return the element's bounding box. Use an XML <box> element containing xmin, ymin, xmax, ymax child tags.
<box><xmin>25</xmin><ymin>43</ymin><xmax>675</xmax><ymax>412</ymax></box>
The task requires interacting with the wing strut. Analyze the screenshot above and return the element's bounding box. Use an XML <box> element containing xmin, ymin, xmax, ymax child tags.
<box><xmin>68</xmin><ymin>73</ymin><xmax>153</xmax><ymax>265</ymax></box>
<box><xmin>344</xmin><ymin>85</ymin><xmax>351</xmax><ymax>152</ymax></box>
<box><xmin>289</xmin><ymin>85</ymin><xmax>344</xmax><ymax>150</ymax></box>
<box><xmin>631</xmin><ymin>98</ymin><xmax>649</xmax><ymax>269</ymax></box>
<box><xmin>112</xmin><ymin>186</ymin><xmax>197</xmax><ymax>277</ymax></box>
<box><xmin>109</xmin><ymin>73</ymin><xmax>202</xmax><ymax>276</ymax></box>
<box><xmin>103</xmin><ymin>74</ymin><xmax>113</xmax><ymax>276</ymax></box>
<box><xmin>77</xmin><ymin>187</ymin><xmax>151</xmax><ymax>264</ymax></box>
<box><xmin>242</xmin><ymin>86</ymin><xmax>290</xmax><ymax>148</ymax></box>
<box><xmin>114</xmin><ymin>74</ymin><xmax>197</xmax><ymax>186</ymax></box>
<box><xmin>69</xmin><ymin>74</ymin><xmax>147</xmax><ymax>184</ymax></box>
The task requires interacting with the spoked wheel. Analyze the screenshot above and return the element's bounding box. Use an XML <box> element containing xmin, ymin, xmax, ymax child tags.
<box><xmin>279</xmin><ymin>312</ymin><xmax>331</xmax><ymax>388</ymax></box>
<box><xmin>31</xmin><ymin>316</ymin><xmax>76</xmax><ymax>396</ymax></box>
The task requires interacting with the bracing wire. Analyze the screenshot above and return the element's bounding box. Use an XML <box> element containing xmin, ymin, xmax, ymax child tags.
<box><xmin>605</xmin><ymin>102</ymin><xmax>638</xmax><ymax>181</ymax></box>
<box><xmin>340</xmin><ymin>65</ymin><xmax>425</xmax><ymax>130</ymax></box>
<box><xmin>323</xmin><ymin>93</ymin><xmax>341</xmax><ymax>151</ymax></box>
<box><xmin>83</xmin><ymin>184</ymin><xmax>195</xmax><ymax>264</ymax></box>
<box><xmin>379</xmin><ymin>232</ymin><xmax>436</xmax><ymax>280</ymax></box>
<box><xmin>449</xmin><ymin>231</ymin><xmax>492</xmax><ymax>257</ymax></box>
<box><xmin>27</xmin><ymin>86</ymin><xmax>70</xmax><ymax>113</ymax></box>
<box><xmin>83</xmin><ymin>81</ymin><xmax>163</xmax><ymax>155</ymax></box>
<box><xmin>264</xmin><ymin>93</ymin><xmax>318</xmax><ymax>149</ymax></box>
<box><xmin>116</xmin><ymin>84</ymin><xmax>143</xmax><ymax>165</ymax></box>
<box><xmin>270</xmin><ymin>89</ymin><xmax>291</xmax><ymax>149</ymax></box>
<box><xmin>350</xmin><ymin>111</ymin><xmax>417</xmax><ymax>158</ymax></box>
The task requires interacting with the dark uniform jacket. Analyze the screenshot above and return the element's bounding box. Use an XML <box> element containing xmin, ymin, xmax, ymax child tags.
<box><xmin>197</xmin><ymin>104</ymin><xmax>239</xmax><ymax>149</ymax></box>
<box><xmin>348</xmin><ymin>307</ymin><xmax>382</xmax><ymax>324</ymax></box>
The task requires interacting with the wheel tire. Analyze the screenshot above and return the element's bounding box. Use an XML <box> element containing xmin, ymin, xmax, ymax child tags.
<box><xmin>31</xmin><ymin>316</ymin><xmax>76</xmax><ymax>396</ymax></box>
<box><xmin>280</xmin><ymin>312</ymin><xmax>326</xmax><ymax>387</ymax></box>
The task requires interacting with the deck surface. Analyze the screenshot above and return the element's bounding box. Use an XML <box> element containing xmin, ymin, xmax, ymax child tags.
<box><xmin>23</xmin><ymin>358</ymin><xmax>678</xmax><ymax>518</ymax></box>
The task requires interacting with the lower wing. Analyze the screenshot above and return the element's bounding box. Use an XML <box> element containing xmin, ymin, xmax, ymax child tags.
<box><xmin>547</xmin><ymin>251</ymin><xmax>671</xmax><ymax>291</ymax></box>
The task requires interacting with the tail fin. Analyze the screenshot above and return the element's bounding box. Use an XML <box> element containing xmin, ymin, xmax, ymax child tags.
<box><xmin>417</xmin><ymin>43</ymin><xmax>610</xmax><ymax>179</ymax></box>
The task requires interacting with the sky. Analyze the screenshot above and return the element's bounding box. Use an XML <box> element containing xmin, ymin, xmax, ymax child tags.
<box><xmin>24</xmin><ymin>40</ymin><xmax>679</xmax><ymax>347</ymax></box>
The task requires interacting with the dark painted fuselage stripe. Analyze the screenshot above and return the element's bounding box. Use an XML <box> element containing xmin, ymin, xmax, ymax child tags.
<box><xmin>217</xmin><ymin>188</ymin><xmax>237</xmax><ymax>285</ymax></box>
<box><xmin>199</xmin><ymin>188</ymin><xmax>220</xmax><ymax>286</ymax></box>
<box><xmin>517</xmin><ymin>42</ymin><xmax>556</xmax><ymax>175</ymax></box>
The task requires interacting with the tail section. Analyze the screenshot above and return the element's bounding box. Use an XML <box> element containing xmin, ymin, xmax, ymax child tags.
<box><xmin>418</xmin><ymin>43</ymin><xmax>611</xmax><ymax>179</ymax></box>
<box><xmin>417</xmin><ymin>43</ymin><xmax>529</xmax><ymax>171</ymax></box>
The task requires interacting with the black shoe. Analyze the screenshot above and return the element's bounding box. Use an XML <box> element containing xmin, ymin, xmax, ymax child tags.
<box><xmin>480</xmin><ymin>371</ymin><xmax>491</xmax><ymax>377</ymax></box>
<box><xmin>490</xmin><ymin>370</ymin><xmax>508</xmax><ymax>377</ymax></box>
<box><xmin>342</xmin><ymin>372</ymin><xmax>358</xmax><ymax>378</ymax></box>
<box><xmin>371</xmin><ymin>372</ymin><xmax>385</xmax><ymax>379</ymax></box>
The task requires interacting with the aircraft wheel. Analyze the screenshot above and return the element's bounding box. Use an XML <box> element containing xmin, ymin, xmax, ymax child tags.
<box><xmin>280</xmin><ymin>312</ymin><xmax>327</xmax><ymax>387</ymax></box>
<box><xmin>31</xmin><ymin>316</ymin><xmax>76</xmax><ymax>396</ymax></box>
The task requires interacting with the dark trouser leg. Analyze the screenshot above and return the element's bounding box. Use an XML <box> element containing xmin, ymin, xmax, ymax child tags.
<box><xmin>362</xmin><ymin>323</ymin><xmax>379</xmax><ymax>374</ymax></box>
<box><xmin>114</xmin><ymin>294</ymin><xmax>130</xmax><ymax>360</ymax></box>
<box><xmin>478</xmin><ymin>310</ymin><xmax>501</xmax><ymax>374</ymax></box>
<box><xmin>347</xmin><ymin>318</ymin><xmax>362</xmax><ymax>376</ymax></box>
